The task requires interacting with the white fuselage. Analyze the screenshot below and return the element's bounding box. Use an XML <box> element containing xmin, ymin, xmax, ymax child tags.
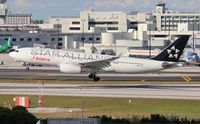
<box><xmin>9</xmin><ymin>48</ymin><xmax>169</xmax><ymax>73</ymax></box>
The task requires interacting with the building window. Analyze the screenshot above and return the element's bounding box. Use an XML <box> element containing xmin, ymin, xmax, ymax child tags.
<box><xmin>107</xmin><ymin>27</ymin><xmax>118</xmax><ymax>30</ymax></box>
<box><xmin>69</xmin><ymin>27</ymin><xmax>80</xmax><ymax>30</ymax></box>
<box><xmin>35</xmin><ymin>38</ymin><xmax>40</xmax><ymax>41</ymax></box>
<box><xmin>42</xmin><ymin>43</ymin><xmax>47</xmax><ymax>45</ymax></box>
<box><xmin>28</xmin><ymin>38</ymin><xmax>32</xmax><ymax>41</ymax></box>
<box><xmin>96</xmin><ymin>37</ymin><xmax>100</xmax><ymax>41</ymax></box>
<box><xmin>81</xmin><ymin>37</ymin><xmax>85</xmax><ymax>41</ymax></box>
<box><xmin>72</xmin><ymin>21</ymin><xmax>80</xmax><ymax>24</ymax></box>
<box><xmin>181</xmin><ymin>16</ymin><xmax>187</xmax><ymax>19</ymax></box>
<box><xmin>51</xmin><ymin>38</ymin><xmax>55</xmax><ymax>41</ymax></box>
<box><xmin>89</xmin><ymin>21</ymin><xmax>118</xmax><ymax>25</ymax></box>
<box><xmin>54</xmin><ymin>24</ymin><xmax>62</xmax><ymax>29</ymax></box>
<box><xmin>4</xmin><ymin>38</ymin><xmax>8</xmax><ymax>41</ymax></box>
<box><xmin>89</xmin><ymin>38</ymin><xmax>93</xmax><ymax>41</ymax></box>
<box><xmin>130</xmin><ymin>22</ymin><xmax>137</xmax><ymax>25</ymax></box>
<box><xmin>13</xmin><ymin>38</ymin><xmax>16</xmax><ymax>41</ymax></box>
<box><xmin>129</xmin><ymin>26</ymin><xmax>137</xmax><ymax>29</ymax></box>
<box><xmin>58</xmin><ymin>43</ymin><xmax>63</xmax><ymax>46</ymax></box>
<box><xmin>58</xmin><ymin>38</ymin><xmax>63</xmax><ymax>41</ymax></box>
<box><xmin>107</xmin><ymin>22</ymin><xmax>118</xmax><ymax>24</ymax></box>
<box><xmin>20</xmin><ymin>38</ymin><xmax>24</xmax><ymax>41</ymax></box>
<box><xmin>174</xmin><ymin>16</ymin><xmax>179</xmax><ymax>19</ymax></box>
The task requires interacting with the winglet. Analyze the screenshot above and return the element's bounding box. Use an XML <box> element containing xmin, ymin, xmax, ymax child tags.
<box><xmin>117</xmin><ymin>52</ymin><xmax>123</xmax><ymax>58</ymax></box>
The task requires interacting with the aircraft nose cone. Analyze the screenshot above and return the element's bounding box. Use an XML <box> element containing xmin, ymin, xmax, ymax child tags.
<box><xmin>9</xmin><ymin>52</ymin><xmax>15</xmax><ymax>58</ymax></box>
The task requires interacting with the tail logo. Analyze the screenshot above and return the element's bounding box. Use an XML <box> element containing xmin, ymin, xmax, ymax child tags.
<box><xmin>167</xmin><ymin>46</ymin><xmax>180</xmax><ymax>59</ymax></box>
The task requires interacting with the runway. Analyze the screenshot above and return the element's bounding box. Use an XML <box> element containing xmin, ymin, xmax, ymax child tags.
<box><xmin>0</xmin><ymin>66</ymin><xmax>200</xmax><ymax>81</ymax></box>
<box><xmin>0</xmin><ymin>83</ymin><xmax>200</xmax><ymax>100</ymax></box>
<box><xmin>0</xmin><ymin>66</ymin><xmax>200</xmax><ymax>100</ymax></box>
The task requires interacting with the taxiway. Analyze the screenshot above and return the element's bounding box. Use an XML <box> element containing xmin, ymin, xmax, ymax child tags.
<box><xmin>0</xmin><ymin>66</ymin><xmax>199</xmax><ymax>81</ymax></box>
<box><xmin>0</xmin><ymin>83</ymin><xmax>200</xmax><ymax>100</ymax></box>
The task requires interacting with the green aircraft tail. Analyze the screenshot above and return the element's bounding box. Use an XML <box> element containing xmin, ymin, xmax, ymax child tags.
<box><xmin>0</xmin><ymin>37</ymin><xmax>12</xmax><ymax>53</ymax></box>
<box><xmin>7</xmin><ymin>37</ymin><xmax>12</xmax><ymax>47</ymax></box>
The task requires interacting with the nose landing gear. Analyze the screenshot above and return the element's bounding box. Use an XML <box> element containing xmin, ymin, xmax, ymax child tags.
<box><xmin>26</xmin><ymin>67</ymin><xmax>30</xmax><ymax>71</ymax></box>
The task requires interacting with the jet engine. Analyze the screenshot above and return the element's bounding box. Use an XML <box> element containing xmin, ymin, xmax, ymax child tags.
<box><xmin>60</xmin><ymin>63</ymin><xmax>81</xmax><ymax>73</ymax></box>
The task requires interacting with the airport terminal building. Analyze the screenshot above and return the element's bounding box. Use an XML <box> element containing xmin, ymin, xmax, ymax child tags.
<box><xmin>0</xmin><ymin>1</ymin><xmax>200</xmax><ymax>54</ymax></box>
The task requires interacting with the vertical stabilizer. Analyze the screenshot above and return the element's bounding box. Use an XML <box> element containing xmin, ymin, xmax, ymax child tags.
<box><xmin>0</xmin><ymin>37</ymin><xmax>12</xmax><ymax>53</ymax></box>
<box><xmin>7</xmin><ymin>37</ymin><xmax>12</xmax><ymax>47</ymax></box>
<box><xmin>151</xmin><ymin>35</ymin><xmax>190</xmax><ymax>62</ymax></box>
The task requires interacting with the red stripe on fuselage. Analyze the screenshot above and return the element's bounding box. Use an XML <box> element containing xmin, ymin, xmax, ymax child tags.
<box><xmin>32</xmin><ymin>57</ymin><xmax>50</xmax><ymax>61</ymax></box>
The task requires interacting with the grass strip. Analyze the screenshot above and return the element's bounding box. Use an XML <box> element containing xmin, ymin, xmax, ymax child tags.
<box><xmin>0</xmin><ymin>95</ymin><xmax>200</xmax><ymax>119</ymax></box>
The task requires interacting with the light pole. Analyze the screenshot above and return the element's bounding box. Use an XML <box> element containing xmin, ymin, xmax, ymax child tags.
<box><xmin>81</xmin><ymin>100</ymin><xmax>86</xmax><ymax>124</ymax></box>
<box><xmin>56</xmin><ymin>19</ymin><xmax>60</xmax><ymax>49</ymax></box>
<box><xmin>149</xmin><ymin>23</ymin><xmax>152</xmax><ymax>58</ymax></box>
<box><xmin>198</xmin><ymin>18</ymin><xmax>200</xmax><ymax>34</ymax></box>
<box><xmin>192</xmin><ymin>21</ymin><xmax>195</xmax><ymax>53</ymax></box>
<box><xmin>168</xmin><ymin>17</ymin><xmax>171</xmax><ymax>41</ymax></box>
<box><xmin>38</xmin><ymin>80</ymin><xmax>44</xmax><ymax>107</ymax></box>
<box><xmin>81</xmin><ymin>19</ymin><xmax>86</xmax><ymax>46</ymax></box>
<box><xmin>91</xmin><ymin>27</ymin><xmax>95</xmax><ymax>53</ymax></box>
<box><xmin>147</xmin><ymin>21</ymin><xmax>153</xmax><ymax>58</ymax></box>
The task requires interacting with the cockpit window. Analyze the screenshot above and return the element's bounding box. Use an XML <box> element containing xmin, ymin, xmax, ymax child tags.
<box><xmin>14</xmin><ymin>50</ymin><xmax>19</xmax><ymax>52</ymax></box>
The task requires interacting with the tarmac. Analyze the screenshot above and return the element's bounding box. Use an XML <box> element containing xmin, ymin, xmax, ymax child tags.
<box><xmin>1</xmin><ymin>83</ymin><xmax>200</xmax><ymax>100</ymax></box>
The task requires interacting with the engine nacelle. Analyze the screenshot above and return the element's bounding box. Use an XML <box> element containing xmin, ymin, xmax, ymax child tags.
<box><xmin>60</xmin><ymin>63</ymin><xmax>81</xmax><ymax>73</ymax></box>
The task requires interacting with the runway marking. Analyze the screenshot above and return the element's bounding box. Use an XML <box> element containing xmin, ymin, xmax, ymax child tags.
<box><xmin>182</xmin><ymin>76</ymin><xmax>192</xmax><ymax>82</ymax></box>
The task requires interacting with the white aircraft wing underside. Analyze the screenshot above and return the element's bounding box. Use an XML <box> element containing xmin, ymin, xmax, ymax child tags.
<box><xmin>79</xmin><ymin>56</ymin><xmax>119</xmax><ymax>70</ymax></box>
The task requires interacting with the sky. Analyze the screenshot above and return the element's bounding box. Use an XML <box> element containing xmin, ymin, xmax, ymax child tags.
<box><xmin>6</xmin><ymin>0</ymin><xmax>200</xmax><ymax>20</ymax></box>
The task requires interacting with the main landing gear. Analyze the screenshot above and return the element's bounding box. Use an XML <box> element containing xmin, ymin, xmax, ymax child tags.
<box><xmin>88</xmin><ymin>73</ymin><xmax>100</xmax><ymax>81</ymax></box>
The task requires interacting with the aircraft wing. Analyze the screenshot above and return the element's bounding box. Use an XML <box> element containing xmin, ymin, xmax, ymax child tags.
<box><xmin>79</xmin><ymin>56</ymin><xmax>119</xmax><ymax>70</ymax></box>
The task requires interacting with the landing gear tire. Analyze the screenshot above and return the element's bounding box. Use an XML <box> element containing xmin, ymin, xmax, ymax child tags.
<box><xmin>88</xmin><ymin>73</ymin><xmax>95</xmax><ymax>79</ymax></box>
<box><xmin>88</xmin><ymin>73</ymin><xmax>100</xmax><ymax>81</ymax></box>
<box><xmin>93</xmin><ymin>76</ymin><xmax>100</xmax><ymax>82</ymax></box>
<box><xmin>26</xmin><ymin>67</ymin><xmax>30</xmax><ymax>71</ymax></box>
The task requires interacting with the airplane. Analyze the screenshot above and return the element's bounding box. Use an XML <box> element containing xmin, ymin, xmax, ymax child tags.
<box><xmin>183</xmin><ymin>50</ymin><xmax>200</xmax><ymax>66</ymax></box>
<box><xmin>9</xmin><ymin>35</ymin><xmax>190</xmax><ymax>81</ymax></box>
<box><xmin>0</xmin><ymin>37</ymin><xmax>12</xmax><ymax>53</ymax></box>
